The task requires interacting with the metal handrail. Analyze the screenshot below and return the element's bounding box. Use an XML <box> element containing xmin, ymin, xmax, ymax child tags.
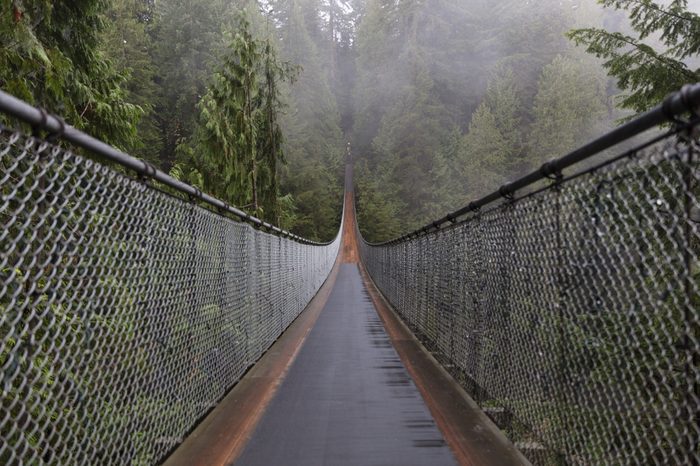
<box><xmin>0</xmin><ymin>90</ymin><xmax>331</xmax><ymax>246</ymax></box>
<box><xmin>373</xmin><ymin>82</ymin><xmax>700</xmax><ymax>245</ymax></box>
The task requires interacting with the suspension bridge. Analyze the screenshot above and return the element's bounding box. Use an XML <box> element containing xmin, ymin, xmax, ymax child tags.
<box><xmin>0</xmin><ymin>84</ymin><xmax>699</xmax><ymax>465</ymax></box>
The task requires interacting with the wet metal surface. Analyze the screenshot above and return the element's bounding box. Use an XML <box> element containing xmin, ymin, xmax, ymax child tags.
<box><xmin>234</xmin><ymin>264</ymin><xmax>457</xmax><ymax>466</ymax></box>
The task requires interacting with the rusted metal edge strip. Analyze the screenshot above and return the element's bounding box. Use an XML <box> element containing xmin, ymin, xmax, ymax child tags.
<box><xmin>162</xmin><ymin>258</ymin><xmax>342</xmax><ymax>466</ymax></box>
<box><xmin>357</xmin><ymin>262</ymin><xmax>532</xmax><ymax>466</ymax></box>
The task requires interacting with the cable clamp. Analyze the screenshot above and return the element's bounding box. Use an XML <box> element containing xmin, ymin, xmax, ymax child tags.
<box><xmin>138</xmin><ymin>161</ymin><xmax>157</xmax><ymax>184</ymax></box>
<box><xmin>31</xmin><ymin>107</ymin><xmax>48</xmax><ymax>137</ymax></box>
<box><xmin>187</xmin><ymin>188</ymin><xmax>202</xmax><ymax>203</ymax></box>
<box><xmin>662</xmin><ymin>91</ymin><xmax>689</xmax><ymax>126</ymax></box>
<box><xmin>680</xmin><ymin>84</ymin><xmax>698</xmax><ymax>118</ymax></box>
<box><xmin>31</xmin><ymin>107</ymin><xmax>66</xmax><ymax>144</ymax></box>
<box><xmin>498</xmin><ymin>184</ymin><xmax>514</xmax><ymax>201</ymax></box>
<box><xmin>46</xmin><ymin>115</ymin><xmax>65</xmax><ymax>143</ymax></box>
<box><xmin>540</xmin><ymin>161</ymin><xmax>562</xmax><ymax>181</ymax></box>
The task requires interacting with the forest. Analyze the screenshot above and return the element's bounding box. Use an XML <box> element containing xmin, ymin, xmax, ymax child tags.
<box><xmin>2</xmin><ymin>0</ymin><xmax>699</xmax><ymax>242</ymax></box>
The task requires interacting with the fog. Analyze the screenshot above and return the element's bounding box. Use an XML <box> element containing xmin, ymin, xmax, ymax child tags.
<box><xmin>273</xmin><ymin>0</ymin><xmax>699</xmax><ymax>240</ymax></box>
<box><xmin>126</xmin><ymin>0</ymin><xmax>700</xmax><ymax>241</ymax></box>
<box><xmin>308</xmin><ymin>0</ymin><xmax>618</xmax><ymax>238</ymax></box>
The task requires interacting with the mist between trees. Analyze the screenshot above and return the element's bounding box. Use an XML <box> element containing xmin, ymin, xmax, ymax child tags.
<box><xmin>2</xmin><ymin>0</ymin><xmax>699</xmax><ymax>242</ymax></box>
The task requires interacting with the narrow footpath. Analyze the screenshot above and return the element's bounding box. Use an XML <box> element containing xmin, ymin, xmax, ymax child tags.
<box><xmin>165</xmin><ymin>170</ymin><xmax>527</xmax><ymax>466</ymax></box>
<box><xmin>234</xmin><ymin>191</ymin><xmax>456</xmax><ymax>465</ymax></box>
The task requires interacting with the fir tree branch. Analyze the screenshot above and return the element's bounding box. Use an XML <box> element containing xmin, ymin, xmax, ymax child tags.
<box><xmin>568</xmin><ymin>28</ymin><xmax>693</xmax><ymax>78</ymax></box>
<box><xmin>600</xmin><ymin>0</ymin><xmax>700</xmax><ymax>58</ymax></box>
<box><xmin>568</xmin><ymin>27</ymin><xmax>697</xmax><ymax>112</ymax></box>
<box><xmin>604</xmin><ymin>0</ymin><xmax>700</xmax><ymax>26</ymax></box>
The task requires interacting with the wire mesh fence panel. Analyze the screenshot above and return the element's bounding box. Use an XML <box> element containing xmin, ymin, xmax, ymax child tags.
<box><xmin>359</xmin><ymin>124</ymin><xmax>700</xmax><ymax>465</ymax></box>
<box><xmin>0</xmin><ymin>127</ymin><xmax>340</xmax><ymax>465</ymax></box>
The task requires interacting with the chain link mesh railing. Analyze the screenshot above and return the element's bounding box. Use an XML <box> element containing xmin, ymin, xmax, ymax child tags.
<box><xmin>0</xmin><ymin>122</ymin><xmax>341</xmax><ymax>464</ymax></box>
<box><xmin>360</xmin><ymin>118</ymin><xmax>699</xmax><ymax>463</ymax></box>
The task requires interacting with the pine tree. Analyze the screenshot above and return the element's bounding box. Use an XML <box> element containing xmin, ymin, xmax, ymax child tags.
<box><xmin>101</xmin><ymin>0</ymin><xmax>161</xmax><ymax>161</ymax></box>
<box><xmin>153</xmin><ymin>0</ymin><xmax>237</xmax><ymax>168</ymax></box>
<box><xmin>372</xmin><ymin>58</ymin><xmax>456</xmax><ymax>227</ymax></box>
<box><xmin>354</xmin><ymin>159</ymin><xmax>406</xmax><ymax>243</ymax></box>
<box><xmin>316</xmin><ymin>0</ymin><xmax>361</xmax><ymax>133</ymax></box>
<box><xmin>272</xmin><ymin>0</ymin><xmax>345</xmax><ymax>240</ymax></box>
<box><xmin>257</xmin><ymin>39</ymin><xmax>294</xmax><ymax>222</ymax></box>
<box><xmin>459</xmin><ymin>105</ymin><xmax>510</xmax><ymax>199</ymax></box>
<box><xmin>568</xmin><ymin>0</ymin><xmax>700</xmax><ymax>113</ymax></box>
<box><xmin>352</xmin><ymin>0</ymin><xmax>405</xmax><ymax>157</ymax></box>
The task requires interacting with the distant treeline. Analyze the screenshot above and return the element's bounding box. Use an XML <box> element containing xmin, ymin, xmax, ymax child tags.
<box><xmin>2</xmin><ymin>0</ymin><xmax>698</xmax><ymax>242</ymax></box>
<box><xmin>351</xmin><ymin>0</ymin><xmax>700</xmax><ymax>242</ymax></box>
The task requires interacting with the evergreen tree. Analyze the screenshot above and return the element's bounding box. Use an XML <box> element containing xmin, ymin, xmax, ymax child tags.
<box><xmin>455</xmin><ymin>65</ymin><xmax>524</xmax><ymax>202</ymax></box>
<box><xmin>352</xmin><ymin>0</ymin><xmax>401</xmax><ymax>157</ymax></box>
<box><xmin>153</xmin><ymin>0</ymin><xmax>237</xmax><ymax>168</ymax></box>
<box><xmin>354</xmin><ymin>159</ymin><xmax>405</xmax><ymax>243</ymax></box>
<box><xmin>568</xmin><ymin>0</ymin><xmax>700</xmax><ymax>113</ymax></box>
<box><xmin>527</xmin><ymin>54</ymin><xmax>608</xmax><ymax>165</ymax></box>
<box><xmin>353</xmin><ymin>0</ymin><xmax>491</xmax><ymax>234</ymax></box>
<box><xmin>184</xmin><ymin>12</ymin><xmax>296</xmax><ymax>221</ymax></box>
<box><xmin>272</xmin><ymin>0</ymin><xmax>345</xmax><ymax>240</ymax></box>
<box><xmin>258</xmin><ymin>38</ymin><xmax>293</xmax><ymax>222</ymax></box>
<box><xmin>372</xmin><ymin>58</ymin><xmax>456</xmax><ymax>227</ymax></box>
<box><xmin>458</xmin><ymin>66</ymin><xmax>521</xmax><ymax>194</ymax></box>
<box><xmin>493</xmin><ymin>0</ymin><xmax>576</xmax><ymax>110</ymax></box>
<box><xmin>101</xmin><ymin>0</ymin><xmax>161</xmax><ymax>161</ymax></box>
<box><xmin>316</xmin><ymin>0</ymin><xmax>361</xmax><ymax>132</ymax></box>
<box><xmin>459</xmin><ymin>105</ymin><xmax>511</xmax><ymax>199</ymax></box>
<box><xmin>0</xmin><ymin>0</ymin><xmax>142</xmax><ymax>149</ymax></box>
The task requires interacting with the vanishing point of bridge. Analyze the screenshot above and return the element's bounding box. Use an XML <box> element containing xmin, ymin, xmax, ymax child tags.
<box><xmin>1</xmin><ymin>84</ymin><xmax>699</xmax><ymax>465</ymax></box>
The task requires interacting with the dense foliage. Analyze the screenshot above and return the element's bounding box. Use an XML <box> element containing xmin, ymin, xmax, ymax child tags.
<box><xmin>353</xmin><ymin>0</ymin><xmax>699</xmax><ymax>241</ymax></box>
<box><xmin>2</xmin><ymin>1</ymin><xmax>698</xmax><ymax>463</ymax></box>
<box><xmin>2</xmin><ymin>0</ymin><xmax>698</xmax><ymax>241</ymax></box>
<box><xmin>569</xmin><ymin>0</ymin><xmax>700</xmax><ymax>114</ymax></box>
<box><xmin>1</xmin><ymin>0</ymin><xmax>142</xmax><ymax>148</ymax></box>
<box><xmin>177</xmin><ymin>14</ymin><xmax>297</xmax><ymax>221</ymax></box>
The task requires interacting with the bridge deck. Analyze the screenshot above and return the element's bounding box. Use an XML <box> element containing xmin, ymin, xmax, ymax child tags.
<box><xmin>235</xmin><ymin>263</ymin><xmax>456</xmax><ymax>465</ymax></box>
<box><xmin>165</xmin><ymin>183</ymin><xmax>527</xmax><ymax>466</ymax></box>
